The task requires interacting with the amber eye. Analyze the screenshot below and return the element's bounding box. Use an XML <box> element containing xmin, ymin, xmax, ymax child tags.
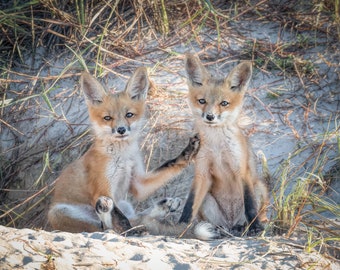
<box><xmin>126</xmin><ymin>112</ymin><xmax>134</xmax><ymax>118</ymax></box>
<box><xmin>198</xmin><ymin>99</ymin><xmax>206</xmax><ymax>104</ymax></box>
<box><xmin>220</xmin><ymin>101</ymin><xmax>229</xmax><ymax>107</ymax></box>
<box><xmin>231</xmin><ymin>85</ymin><xmax>239</xmax><ymax>90</ymax></box>
<box><xmin>103</xmin><ymin>116</ymin><xmax>112</xmax><ymax>121</ymax></box>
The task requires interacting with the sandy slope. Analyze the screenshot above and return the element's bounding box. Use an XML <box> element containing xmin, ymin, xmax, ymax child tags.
<box><xmin>0</xmin><ymin>225</ymin><xmax>338</xmax><ymax>270</ymax></box>
<box><xmin>1</xmin><ymin>4</ymin><xmax>339</xmax><ymax>269</ymax></box>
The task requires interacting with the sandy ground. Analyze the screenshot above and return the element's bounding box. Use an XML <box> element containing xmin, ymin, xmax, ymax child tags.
<box><xmin>1</xmin><ymin>225</ymin><xmax>339</xmax><ymax>270</ymax></box>
<box><xmin>1</xmin><ymin>6</ymin><xmax>339</xmax><ymax>270</ymax></box>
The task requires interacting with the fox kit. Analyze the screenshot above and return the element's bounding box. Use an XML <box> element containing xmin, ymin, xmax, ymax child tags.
<box><xmin>48</xmin><ymin>67</ymin><xmax>199</xmax><ymax>234</ymax></box>
<box><xmin>179</xmin><ymin>54</ymin><xmax>268</xmax><ymax>235</ymax></box>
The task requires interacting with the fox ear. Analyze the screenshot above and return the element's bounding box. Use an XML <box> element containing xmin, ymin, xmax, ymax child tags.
<box><xmin>80</xmin><ymin>72</ymin><xmax>107</xmax><ymax>104</ymax></box>
<box><xmin>185</xmin><ymin>53</ymin><xmax>209</xmax><ymax>87</ymax></box>
<box><xmin>125</xmin><ymin>67</ymin><xmax>149</xmax><ymax>100</ymax></box>
<box><xmin>226</xmin><ymin>61</ymin><xmax>252</xmax><ymax>92</ymax></box>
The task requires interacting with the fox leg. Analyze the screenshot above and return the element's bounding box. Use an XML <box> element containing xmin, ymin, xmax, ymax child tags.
<box><xmin>137</xmin><ymin>197</ymin><xmax>220</xmax><ymax>240</ymax></box>
<box><xmin>179</xmin><ymin>168</ymin><xmax>212</xmax><ymax>223</ymax></box>
<box><xmin>243</xmin><ymin>182</ymin><xmax>264</xmax><ymax>234</ymax></box>
<box><xmin>142</xmin><ymin>197</ymin><xmax>182</xmax><ymax>219</ymax></box>
<box><xmin>48</xmin><ymin>203</ymin><xmax>102</xmax><ymax>233</ymax></box>
<box><xmin>131</xmin><ymin>134</ymin><xmax>200</xmax><ymax>201</ymax></box>
<box><xmin>137</xmin><ymin>197</ymin><xmax>183</xmax><ymax>234</ymax></box>
<box><xmin>125</xmin><ymin>197</ymin><xmax>182</xmax><ymax>230</ymax></box>
<box><xmin>95</xmin><ymin>196</ymin><xmax>132</xmax><ymax>234</ymax></box>
<box><xmin>200</xmin><ymin>193</ymin><xmax>230</xmax><ymax>227</ymax></box>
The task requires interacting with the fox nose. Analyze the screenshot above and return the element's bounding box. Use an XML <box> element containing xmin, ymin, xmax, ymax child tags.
<box><xmin>117</xmin><ymin>127</ymin><xmax>126</xmax><ymax>135</ymax></box>
<box><xmin>206</xmin><ymin>113</ymin><xmax>215</xmax><ymax>121</ymax></box>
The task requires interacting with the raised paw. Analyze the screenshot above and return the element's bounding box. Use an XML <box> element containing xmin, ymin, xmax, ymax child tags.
<box><xmin>181</xmin><ymin>133</ymin><xmax>200</xmax><ymax>161</ymax></box>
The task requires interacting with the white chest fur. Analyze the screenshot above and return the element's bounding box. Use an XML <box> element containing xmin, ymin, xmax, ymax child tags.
<box><xmin>200</xmin><ymin>125</ymin><xmax>245</xmax><ymax>169</ymax></box>
<box><xmin>105</xmin><ymin>141</ymin><xmax>144</xmax><ymax>203</ymax></box>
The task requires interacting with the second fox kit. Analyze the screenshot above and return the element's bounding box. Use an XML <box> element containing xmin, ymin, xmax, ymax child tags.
<box><xmin>179</xmin><ymin>54</ymin><xmax>268</xmax><ymax>234</ymax></box>
<box><xmin>48</xmin><ymin>67</ymin><xmax>199</xmax><ymax>234</ymax></box>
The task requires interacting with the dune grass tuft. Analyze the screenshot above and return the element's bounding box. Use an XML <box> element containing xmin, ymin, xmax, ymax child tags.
<box><xmin>0</xmin><ymin>0</ymin><xmax>339</xmax><ymax>261</ymax></box>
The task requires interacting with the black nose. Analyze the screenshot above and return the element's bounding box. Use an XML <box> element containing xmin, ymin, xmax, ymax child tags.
<box><xmin>206</xmin><ymin>113</ymin><xmax>215</xmax><ymax>121</ymax></box>
<box><xmin>117</xmin><ymin>127</ymin><xmax>126</xmax><ymax>135</ymax></box>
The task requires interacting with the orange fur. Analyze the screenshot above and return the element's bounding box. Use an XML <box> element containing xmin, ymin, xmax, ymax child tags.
<box><xmin>48</xmin><ymin>67</ymin><xmax>198</xmax><ymax>233</ymax></box>
<box><xmin>179</xmin><ymin>54</ymin><xmax>268</xmax><ymax>234</ymax></box>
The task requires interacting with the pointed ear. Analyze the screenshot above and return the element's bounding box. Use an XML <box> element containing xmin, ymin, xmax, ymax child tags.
<box><xmin>226</xmin><ymin>61</ymin><xmax>252</xmax><ymax>92</ymax></box>
<box><xmin>80</xmin><ymin>72</ymin><xmax>107</xmax><ymax>104</ymax></box>
<box><xmin>125</xmin><ymin>67</ymin><xmax>149</xmax><ymax>100</ymax></box>
<box><xmin>185</xmin><ymin>53</ymin><xmax>209</xmax><ymax>87</ymax></box>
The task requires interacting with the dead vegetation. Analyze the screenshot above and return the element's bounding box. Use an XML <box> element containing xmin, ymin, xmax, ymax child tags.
<box><xmin>0</xmin><ymin>0</ymin><xmax>339</xmax><ymax>262</ymax></box>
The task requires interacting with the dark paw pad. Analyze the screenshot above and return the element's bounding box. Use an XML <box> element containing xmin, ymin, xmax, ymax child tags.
<box><xmin>95</xmin><ymin>196</ymin><xmax>114</xmax><ymax>214</ymax></box>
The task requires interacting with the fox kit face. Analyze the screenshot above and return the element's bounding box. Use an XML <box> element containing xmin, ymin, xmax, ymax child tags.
<box><xmin>185</xmin><ymin>54</ymin><xmax>252</xmax><ymax>126</ymax></box>
<box><xmin>80</xmin><ymin>68</ymin><xmax>149</xmax><ymax>143</ymax></box>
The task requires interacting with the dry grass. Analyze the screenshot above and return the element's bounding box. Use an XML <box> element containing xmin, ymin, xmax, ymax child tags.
<box><xmin>0</xmin><ymin>0</ymin><xmax>339</xmax><ymax>261</ymax></box>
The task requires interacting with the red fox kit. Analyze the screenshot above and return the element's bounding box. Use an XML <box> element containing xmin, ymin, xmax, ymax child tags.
<box><xmin>179</xmin><ymin>54</ymin><xmax>268</xmax><ymax>235</ymax></box>
<box><xmin>48</xmin><ymin>67</ymin><xmax>200</xmax><ymax>234</ymax></box>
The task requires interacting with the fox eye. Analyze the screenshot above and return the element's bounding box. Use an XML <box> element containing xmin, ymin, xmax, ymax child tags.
<box><xmin>220</xmin><ymin>101</ymin><xmax>229</xmax><ymax>107</ymax></box>
<box><xmin>198</xmin><ymin>99</ymin><xmax>206</xmax><ymax>104</ymax></box>
<box><xmin>231</xmin><ymin>85</ymin><xmax>239</xmax><ymax>91</ymax></box>
<box><xmin>103</xmin><ymin>116</ymin><xmax>112</xmax><ymax>121</ymax></box>
<box><xmin>126</xmin><ymin>112</ymin><xmax>134</xmax><ymax>118</ymax></box>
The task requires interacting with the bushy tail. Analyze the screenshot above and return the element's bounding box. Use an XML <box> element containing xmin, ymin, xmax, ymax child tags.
<box><xmin>192</xmin><ymin>222</ymin><xmax>221</xmax><ymax>240</ymax></box>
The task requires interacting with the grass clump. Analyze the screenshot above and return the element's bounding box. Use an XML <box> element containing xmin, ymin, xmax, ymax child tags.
<box><xmin>0</xmin><ymin>2</ymin><xmax>339</xmax><ymax>264</ymax></box>
<box><xmin>268</xmin><ymin>129</ymin><xmax>339</xmax><ymax>259</ymax></box>
<box><xmin>242</xmin><ymin>39</ymin><xmax>316</xmax><ymax>78</ymax></box>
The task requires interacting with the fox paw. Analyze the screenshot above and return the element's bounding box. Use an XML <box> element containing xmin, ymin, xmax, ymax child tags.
<box><xmin>230</xmin><ymin>224</ymin><xmax>245</xmax><ymax>237</ymax></box>
<box><xmin>248</xmin><ymin>221</ymin><xmax>264</xmax><ymax>235</ymax></box>
<box><xmin>182</xmin><ymin>133</ymin><xmax>200</xmax><ymax>161</ymax></box>
<box><xmin>95</xmin><ymin>196</ymin><xmax>132</xmax><ymax>233</ymax></box>
<box><xmin>159</xmin><ymin>197</ymin><xmax>182</xmax><ymax>212</ymax></box>
<box><xmin>150</xmin><ymin>197</ymin><xmax>182</xmax><ymax>218</ymax></box>
<box><xmin>95</xmin><ymin>196</ymin><xmax>114</xmax><ymax>214</ymax></box>
<box><xmin>231</xmin><ymin>221</ymin><xmax>264</xmax><ymax>236</ymax></box>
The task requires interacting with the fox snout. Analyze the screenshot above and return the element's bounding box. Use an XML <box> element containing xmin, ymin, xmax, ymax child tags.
<box><xmin>205</xmin><ymin>112</ymin><xmax>215</xmax><ymax>122</ymax></box>
<box><xmin>113</xmin><ymin>126</ymin><xmax>130</xmax><ymax>137</ymax></box>
<box><xmin>116</xmin><ymin>126</ymin><xmax>126</xmax><ymax>135</ymax></box>
<box><xmin>202</xmin><ymin>112</ymin><xmax>219</xmax><ymax>125</ymax></box>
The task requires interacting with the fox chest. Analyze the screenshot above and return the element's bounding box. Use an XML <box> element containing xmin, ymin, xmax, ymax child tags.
<box><xmin>200</xmin><ymin>133</ymin><xmax>246</xmax><ymax>176</ymax></box>
<box><xmin>104</xmin><ymin>154</ymin><xmax>136</xmax><ymax>202</ymax></box>
<box><xmin>198</xmin><ymin>141</ymin><xmax>247</xmax><ymax>227</ymax></box>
